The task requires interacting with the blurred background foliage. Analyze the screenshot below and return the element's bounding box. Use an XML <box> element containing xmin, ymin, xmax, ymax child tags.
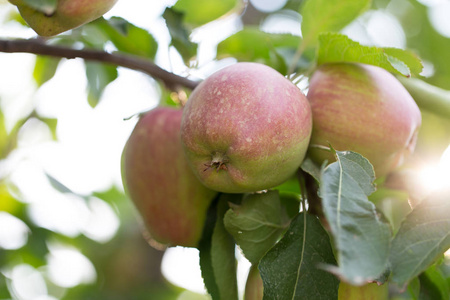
<box><xmin>0</xmin><ymin>0</ymin><xmax>450</xmax><ymax>299</ymax></box>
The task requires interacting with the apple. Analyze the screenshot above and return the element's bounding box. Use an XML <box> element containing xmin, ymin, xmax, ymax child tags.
<box><xmin>181</xmin><ymin>62</ymin><xmax>312</xmax><ymax>193</ymax></box>
<box><xmin>307</xmin><ymin>63</ymin><xmax>421</xmax><ymax>177</ymax></box>
<box><xmin>338</xmin><ymin>281</ymin><xmax>388</xmax><ymax>300</ymax></box>
<box><xmin>244</xmin><ymin>265</ymin><xmax>264</xmax><ymax>300</ymax></box>
<box><xmin>121</xmin><ymin>107</ymin><xmax>217</xmax><ymax>248</ymax></box>
<box><xmin>9</xmin><ymin>0</ymin><xmax>118</xmax><ymax>36</ymax></box>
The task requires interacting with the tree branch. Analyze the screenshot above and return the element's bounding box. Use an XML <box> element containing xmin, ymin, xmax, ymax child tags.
<box><xmin>0</xmin><ymin>38</ymin><xmax>200</xmax><ymax>90</ymax></box>
<box><xmin>398</xmin><ymin>76</ymin><xmax>450</xmax><ymax>120</ymax></box>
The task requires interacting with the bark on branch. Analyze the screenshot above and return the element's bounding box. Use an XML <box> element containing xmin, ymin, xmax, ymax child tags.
<box><xmin>0</xmin><ymin>38</ymin><xmax>200</xmax><ymax>90</ymax></box>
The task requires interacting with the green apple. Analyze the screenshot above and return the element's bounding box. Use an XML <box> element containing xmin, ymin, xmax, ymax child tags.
<box><xmin>244</xmin><ymin>264</ymin><xmax>264</xmax><ymax>300</ymax></box>
<box><xmin>121</xmin><ymin>107</ymin><xmax>217</xmax><ymax>248</ymax></box>
<box><xmin>307</xmin><ymin>63</ymin><xmax>422</xmax><ymax>177</ymax></box>
<box><xmin>9</xmin><ymin>0</ymin><xmax>118</xmax><ymax>36</ymax></box>
<box><xmin>181</xmin><ymin>62</ymin><xmax>312</xmax><ymax>193</ymax></box>
<box><xmin>338</xmin><ymin>281</ymin><xmax>388</xmax><ymax>300</ymax></box>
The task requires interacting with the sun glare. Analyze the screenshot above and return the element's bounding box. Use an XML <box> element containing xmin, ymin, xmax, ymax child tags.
<box><xmin>417</xmin><ymin>144</ymin><xmax>450</xmax><ymax>193</ymax></box>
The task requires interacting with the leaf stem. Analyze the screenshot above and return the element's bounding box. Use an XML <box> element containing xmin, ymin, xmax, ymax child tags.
<box><xmin>288</xmin><ymin>42</ymin><xmax>306</xmax><ymax>76</ymax></box>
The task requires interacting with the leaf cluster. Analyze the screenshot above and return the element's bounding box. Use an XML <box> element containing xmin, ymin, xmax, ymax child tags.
<box><xmin>199</xmin><ymin>150</ymin><xmax>450</xmax><ymax>300</ymax></box>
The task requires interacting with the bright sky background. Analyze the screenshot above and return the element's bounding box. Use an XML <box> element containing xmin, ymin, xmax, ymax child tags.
<box><xmin>1</xmin><ymin>0</ymin><xmax>450</xmax><ymax>299</ymax></box>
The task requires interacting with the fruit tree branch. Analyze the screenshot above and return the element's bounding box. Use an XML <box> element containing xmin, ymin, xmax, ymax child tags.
<box><xmin>398</xmin><ymin>76</ymin><xmax>450</xmax><ymax>120</ymax></box>
<box><xmin>0</xmin><ymin>38</ymin><xmax>200</xmax><ymax>90</ymax></box>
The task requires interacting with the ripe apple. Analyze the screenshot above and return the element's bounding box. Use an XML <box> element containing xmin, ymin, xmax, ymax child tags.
<box><xmin>121</xmin><ymin>107</ymin><xmax>217</xmax><ymax>248</ymax></box>
<box><xmin>9</xmin><ymin>0</ymin><xmax>117</xmax><ymax>36</ymax></box>
<box><xmin>338</xmin><ymin>281</ymin><xmax>388</xmax><ymax>300</ymax></box>
<box><xmin>181</xmin><ymin>62</ymin><xmax>312</xmax><ymax>193</ymax></box>
<box><xmin>307</xmin><ymin>63</ymin><xmax>421</xmax><ymax>177</ymax></box>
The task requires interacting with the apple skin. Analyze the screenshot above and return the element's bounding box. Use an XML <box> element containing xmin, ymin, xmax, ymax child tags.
<box><xmin>9</xmin><ymin>0</ymin><xmax>117</xmax><ymax>36</ymax></box>
<box><xmin>307</xmin><ymin>63</ymin><xmax>421</xmax><ymax>177</ymax></box>
<box><xmin>338</xmin><ymin>281</ymin><xmax>388</xmax><ymax>300</ymax></box>
<box><xmin>181</xmin><ymin>62</ymin><xmax>312</xmax><ymax>193</ymax></box>
<box><xmin>121</xmin><ymin>107</ymin><xmax>217</xmax><ymax>248</ymax></box>
<box><xmin>244</xmin><ymin>265</ymin><xmax>264</xmax><ymax>300</ymax></box>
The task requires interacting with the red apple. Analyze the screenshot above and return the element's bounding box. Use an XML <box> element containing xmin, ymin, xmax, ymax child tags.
<box><xmin>307</xmin><ymin>63</ymin><xmax>421</xmax><ymax>177</ymax></box>
<box><xmin>121</xmin><ymin>107</ymin><xmax>217</xmax><ymax>248</ymax></box>
<box><xmin>181</xmin><ymin>62</ymin><xmax>312</xmax><ymax>193</ymax></box>
<box><xmin>9</xmin><ymin>0</ymin><xmax>117</xmax><ymax>36</ymax></box>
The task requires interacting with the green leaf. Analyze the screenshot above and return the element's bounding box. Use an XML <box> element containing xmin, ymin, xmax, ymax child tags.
<box><xmin>320</xmin><ymin>150</ymin><xmax>391</xmax><ymax>285</ymax></box>
<box><xmin>212</xmin><ymin>197</ymin><xmax>239</xmax><ymax>300</ymax></box>
<box><xmin>274</xmin><ymin>176</ymin><xmax>301</xmax><ymax>195</ymax></box>
<box><xmin>419</xmin><ymin>265</ymin><xmax>450</xmax><ymax>300</ymax></box>
<box><xmin>92</xmin><ymin>185</ymin><xmax>127</xmax><ymax>206</ymax></box>
<box><xmin>301</xmin><ymin>157</ymin><xmax>322</xmax><ymax>183</ymax></box>
<box><xmin>0</xmin><ymin>109</ymin><xmax>8</xmax><ymax>159</ymax></box>
<box><xmin>223</xmin><ymin>191</ymin><xmax>288</xmax><ymax>265</ymax></box>
<box><xmin>369</xmin><ymin>189</ymin><xmax>411</xmax><ymax>234</ymax></box>
<box><xmin>406</xmin><ymin>277</ymin><xmax>421</xmax><ymax>300</ymax></box>
<box><xmin>283</xmin><ymin>0</ymin><xmax>303</xmax><ymax>11</ymax></box>
<box><xmin>300</xmin><ymin>0</ymin><xmax>371</xmax><ymax>48</ymax></box>
<box><xmin>0</xmin><ymin>111</ymin><xmax>57</xmax><ymax>159</ymax></box>
<box><xmin>259</xmin><ymin>213</ymin><xmax>339</xmax><ymax>299</ymax></box>
<box><xmin>0</xmin><ymin>114</ymin><xmax>28</xmax><ymax>160</ymax></box>
<box><xmin>383</xmin><ymin>47</ymin><xmax>423</xmax><ymax>76</ymax></box>
<box><xmin>0</xmin><ymin>183</ymin><xmax>22</xmax><ymax>214</ymax></box>
<box><xmin>390</xmin><ymin>187</ymin><xmax>450</xmax><ymax>287</ymax></box>
<box><xmin>0</xmin><ymin>274</ymin><xmax>11</xmax><ymax>299</ymax></box>
<box><xmin>317</xmin><ymin>33</ymin><xmax>423</xmax><ymax>77</ymax></box>
<box><xmin>174</xmin><ymin>0</ymin><xmax>238</xmax><ymax>27</ymax></box>
<box><xmin>397</xmin><ymin>1</ymin><xmax>450</xmax><ymax>89</ymax></box>
<box><xmin>37</xmin><ymin>116</ymin><xmax>57</xmax><ymax>140</ymax></box>
<box><xmin>217</xmin><ymin>27</ymin><xmax>301</xmax><ymax>75</ymax></box>
<box><xmin>23</xmin><ymin>0</ymin><xmax>57</xmax><ymax>15</ymax></box>
<box><xmin>85</xmin><ymin>62</ymin><xmax>118</xmax><ymax>108</ymax></box>
<box><xmin>279</xmin><ymin>193</ymin><xmax>301</xmax><ymax>222</ymax></box>
<box><xmin>45</xmin><ymin>173</ymin><xmax>75</xmax><ymax>195</ymax></box>
<box><xmin>33</xmin><ymin>56</ymin><xmax>61</xmax><ymax>87</ymax></box>
<box><xmin>199</xmin><ymin>194</ymin><xmax>238</xmax><ymax>300</ymax></box>
<box><xmin>94</xmin><ymin>17</ymin><xmax>158</xmax><ymax>59</ymax></box>
<box><xmin>198</xmin><ymin>201</ymin><xmax>220</xmax><ymax>299</ymax></box>
<box><xmin>162</xmin><ymin>7</ymin><xmax>198</xmax><ymax>64</ymax></box>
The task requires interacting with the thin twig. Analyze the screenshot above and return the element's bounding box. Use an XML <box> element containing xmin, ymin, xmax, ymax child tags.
<box><xmin>0</xmin><ymin>38</ymin><xmax>200</xmax><ymax>90</ymax></box>
<box><xmin>287</xmin><ymin>41</ymin><xmax>306</xmax><ymax>76</ymax></box>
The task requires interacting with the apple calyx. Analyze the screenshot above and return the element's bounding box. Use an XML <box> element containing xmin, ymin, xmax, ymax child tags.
<box><xmin>204</xmin><ymin>152</ymin><xmax>229</xmax><ymax>172</ymax></box>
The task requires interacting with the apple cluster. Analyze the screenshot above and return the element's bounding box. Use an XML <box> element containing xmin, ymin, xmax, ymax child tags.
<box><xmin>121</xmin><ymin>62</ymin><xmax>421</xmax><ymax>248</ymax></box>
